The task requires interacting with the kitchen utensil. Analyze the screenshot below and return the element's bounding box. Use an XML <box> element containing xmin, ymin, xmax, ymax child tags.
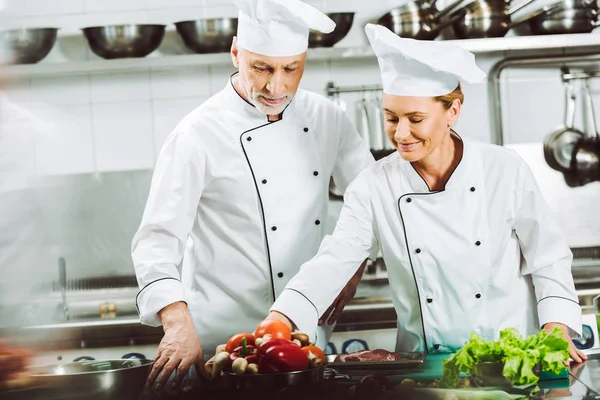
<box><xmin>309</xmin><ymin>13</ymin><xmax>354</xmax><ymax>48</ymax></box>
<box><xmin>0</xmin><ymin>28</ymin><xmax>58</xmax><ymax>64</ymax></box>
<box><xmin>568</xmin><ymin>78</ymin><xmax>600</xmax><ymax>181</ymax></box>
<box><xmin>514</xmin><ymin>0</ymin><xmax>600</xmax><ymax>35</ymax></box>
<box><xmin>369</xmin><ymin>95</ymin><xmax>385</xmax><ymax>150</ymax></box>
<box><xmin>471</xmin><ymin>361</ymin><xmax>541</xmax><ymax>387</ymax></box>
<box><xmin>221</xmin><ymin>365</ymin><xmax>325</xmax><ymax>390</ymax></box>
<box><xmin>26</xmin><ymin>359</ymin><xmax>152</xmax><ymax>400</ymax></box>
<box><xmin>58</xmin><ymin>257</ymin><xmax>69</xmax><ymax>321</ymax></box>
<box><xmin>82</xmin><ymin>24</ymin><xmax>165</xmax><ymax>59</ymax></box>
<box><xmin>356</xmin><ymin>96</ymin><xmax>372</xmax><ymax>149</ymax></box>
<box><xmin>378</xmin><ymin>0</ymin><xmax>465</xmax><ymax>40</ymax></box>
<box><xmin>175</xmin><ymin>18</ymin><xmax>237</xmax><ymax>54</ymax></box>
<box><xmin>543</xmin><ymin>78</ymin><xmax>585</xmax><ymax>172</ymax></box>
<box><xmin>450</xmin><ymin>0</ymin><xmax>535</xmax><ymax>39</ymax></box>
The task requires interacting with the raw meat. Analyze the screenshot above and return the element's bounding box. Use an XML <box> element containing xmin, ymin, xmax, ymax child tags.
<box><xmin>334</xmin><ymin>349</ymin><xmax>401</xmax><ymax>363</ymax></box>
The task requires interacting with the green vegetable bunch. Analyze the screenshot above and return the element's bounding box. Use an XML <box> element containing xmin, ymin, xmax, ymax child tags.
<box><xmin>440</xmin><ymin>326</ymin><xmax>569</xmax><ymax>388</ymax></box>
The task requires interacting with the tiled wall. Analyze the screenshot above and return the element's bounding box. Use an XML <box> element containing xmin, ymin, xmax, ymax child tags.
<box><xmin>3</xmin><ymin>0</ymin><xmax>600</xmax><ymax>178</ymax></box>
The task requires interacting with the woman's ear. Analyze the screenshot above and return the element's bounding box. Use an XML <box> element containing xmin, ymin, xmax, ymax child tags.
<box><xmin>447</xmin><ymin>98</ymin><xmax>462</xmax><ymax>127</ymax></box>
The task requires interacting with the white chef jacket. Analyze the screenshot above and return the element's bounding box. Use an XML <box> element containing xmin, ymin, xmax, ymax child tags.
<box><xmin>132</xmin><ymin>74</ymin><xmax>374</xmax><ymax>355</ymax></box>
<box><xmin>272</xmin><ymin>136</ymin><xmax>582</xmax><ymax>353</ymax></box>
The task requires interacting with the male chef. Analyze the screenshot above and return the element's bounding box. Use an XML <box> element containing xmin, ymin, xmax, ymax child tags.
<box><xmin>132</xmin><ymin>0</ymin><xmax>374</xmax><ymax>392</ymax></box>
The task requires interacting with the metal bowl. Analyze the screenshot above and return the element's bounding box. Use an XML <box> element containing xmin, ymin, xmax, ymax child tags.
<box><xmin>0</xmin><ymin>28</ymin><xmax>58</xmax><ymax>64</ymax></box>
<box><xmin>175</xmin><ymin>18</ymin><xmax>237</xmax><ymax>54</ymax></box>
<box><xmin>82</xmin><ymin>24</ymin><xmax>166</xmax><ymax>59</ymax></box>
<box><xmin>452</xmin><ymin>14</ymin><xmax>511</xmax><ymax>38</ymax></box>
<box><xmin>309</xmin><ymin>12</ymin><xmax>354</xmax><ymax>48</ymax></box>
<box><xmin>26</xmin><ymin>359</ymin><xmax>152</xmax><ymax>399</ymax></box>
<box><xmin>222</xmin><ymin>366</ymin><xmax>325</xmax><ymax>390</ymax></box>
<box><xmin>471</xmin><ymin>361</ymin><xmax>541</xmax><ymax>387</ymax></box>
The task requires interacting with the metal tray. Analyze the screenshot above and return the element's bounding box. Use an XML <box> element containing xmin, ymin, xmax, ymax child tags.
<box><xmin>325</xmin><ymin>352</ymin><xmax>426</xmax><ymax>374</ymax></box>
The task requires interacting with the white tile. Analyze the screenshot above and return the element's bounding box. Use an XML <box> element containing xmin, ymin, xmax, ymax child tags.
<box><xmin>90</xmin><ymin>71</ymin><xmax>151</xmax><ymax>103</ymax></box>
<box><xmin>29</xmin><ymin>75</ymin><xmax>90</xmax><ymax>106</ymax></box>
<box><xmin>209</xmin><ymin>64</ymin><xmax>238</xmax><ymax>94</ymax></box>
<box><xmin>147</xmin><ymin>0</ymin><xmax>198</xmax><ymax>9</ymax></box>
<box><xmin>25</xmin><ymin>0</ymin><xmax>85</xmax><ymax>16</ymax></box>
<box><xmin>145</xmin><ymin>7</ymin><xmax>204</xmax><ymax>24</ymax></box>
<box><xmin>84</xmin><ymin>0</ymin><xmax>147</xmax><ymax>13</ymax></box>
<box><xmin>4</xmin><ymin>78</ymin><xmax>32</xmax><ymax>103</ymax></box>
<box><xmin>77</xmin><ymin>11</ymin><xmax>150</xmax><ymax>28</ymax></box>
<box><xmin>34</xmin><ymin>105</ymin><xmax>95</xmax><ymax>176</ymax></box>
<box><xmin>152</xmin><ymin>97</ymin><xmax>204</xmax><ymax>156</ymax></box>
<box><xmin>329</xmin><ymin>58</ymin><xmax>381</xmax><ymax>88</ymax></box>
<box><xmin>150</xmin><ymin>67</ymin><xmax>211</xmax><ymax>100</ymax></box>
<box><xmin>454</xmin><ymin>82</ymin><xmax>492</xmax><ymax>143</ymax></box>
<box><xmin>504</xmin><ymin>77</ymin><xmax>566</xmax><ymax>145</ymax></box>
<box><xmin>203</xmin><ymin>4</ymin><xmax>239</xmax><ymax>18</ymax></box>
<box><xmin>92</xmin><ymin>102</ymin><xmax>155</xmax><ymax>171</ymax></box>
<box><xmin>299</xmin><ymin>60</ymin><xmax>332</xmax><ymax>94</ymax></box>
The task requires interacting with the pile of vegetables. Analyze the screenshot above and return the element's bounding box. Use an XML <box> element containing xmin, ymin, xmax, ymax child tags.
<box><xmin>204</xmin><ymin>319</ymin><xmax>326</xmax><ymax>379</ymax></box>
<box><xmin>440</xmin><ymin>326</ymin><xmax>570</xmax><ymax>388</ymax></box>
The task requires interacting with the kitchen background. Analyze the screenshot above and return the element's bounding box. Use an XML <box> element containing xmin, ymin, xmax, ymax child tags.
<box><xmin>0</xmin><ymin>0</ymin><xmax>599</xmax><ymax>362</ymax></box>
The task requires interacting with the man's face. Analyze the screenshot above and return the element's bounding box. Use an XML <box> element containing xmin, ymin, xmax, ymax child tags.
<box><xmin>232</xmin><ymin>41</ymin><xmax>307</xmax><ymax>116</ymax></box>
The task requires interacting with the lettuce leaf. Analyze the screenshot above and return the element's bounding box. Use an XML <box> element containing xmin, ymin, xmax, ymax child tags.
<box><xmin>440</xmin><ymin>327</ymin><xmax>569</xmax><ymax>388</ymax></box>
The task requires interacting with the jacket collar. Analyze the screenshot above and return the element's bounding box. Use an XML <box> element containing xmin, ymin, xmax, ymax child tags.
<box><xmin>402</xmin><ymin>133</ymin><xmax>474</xmax><ymax>193</ymax></box>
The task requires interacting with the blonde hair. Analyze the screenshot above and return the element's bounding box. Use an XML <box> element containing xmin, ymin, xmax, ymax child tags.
<box><xmin>434</xmin><ymin>83</ymin><xmax>464</xmax><ymax>109</ymax></box>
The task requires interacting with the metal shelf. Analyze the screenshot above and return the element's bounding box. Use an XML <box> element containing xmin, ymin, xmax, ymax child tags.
<box><xmin>5</xmin><ymin>33</ymin><xmax>600</xmax><ymax>78</ymax></box>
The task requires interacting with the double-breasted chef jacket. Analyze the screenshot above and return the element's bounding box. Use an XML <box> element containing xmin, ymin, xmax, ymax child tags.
<box><xmin>272</xmin><ymin>135</ymin><xmax>583</xmax><ymax>354</ymax></box>
<box><xmin>132</xmin><ymin>74</ymin><xmax>375</xmax><ymax>356</ymax></box>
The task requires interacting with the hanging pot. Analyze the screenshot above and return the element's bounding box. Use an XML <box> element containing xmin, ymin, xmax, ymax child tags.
<box><xmin>450</xmin><ymin>0</ymin><xmax>536</xmax><ymax>38</ymax></box>
<box><xmin>378</xmin><ymin>0</ymin><xmax>465</xmax><ymax>40</ymax></box>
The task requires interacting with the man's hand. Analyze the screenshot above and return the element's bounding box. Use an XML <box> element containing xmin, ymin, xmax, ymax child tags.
<box><xmin>543</xmin><ymin>322</ymin><xmax>588</xmax><ymax>364</ymax></box>
<box><xmin>318</xmin><ymin>260</ymin><xmax>367</xmax><ymax>326</ymax></box>
<box><xmin>263</xmin><ymin>311</ymin><xmax>294</xmax><ymax>331</ymax></box>
<box><xmin>146</xmin><ymin>302</ymin><xmax>204</xmax><ymax>393</ymax></box>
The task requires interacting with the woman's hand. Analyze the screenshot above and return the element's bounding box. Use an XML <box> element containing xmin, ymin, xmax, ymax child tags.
<box><xmin>543</xmin><ymin>322</ymin><xmax>588</xmax><ymax>364</ymax></box>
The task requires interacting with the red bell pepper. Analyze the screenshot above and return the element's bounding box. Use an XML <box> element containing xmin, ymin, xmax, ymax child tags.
<box><xmin>227</xmin><ymin>337</ymin><xmax>257</xmax><ymax>370</ymax></box>
<box><xmin>257</xmin><ymin>338</ymin><xmax>299</xmax><ymax>357</ymax></box>
<box><xmin>258</xmin><ymin>344</ymin><xmax>309</xmax><ymax>373</ymax></box>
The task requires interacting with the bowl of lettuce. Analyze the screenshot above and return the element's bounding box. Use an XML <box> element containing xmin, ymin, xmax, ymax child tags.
<box><xmin>440</xmin><ymin>326</ymin><xmax>570</xmax><ymax>389</ymax></box>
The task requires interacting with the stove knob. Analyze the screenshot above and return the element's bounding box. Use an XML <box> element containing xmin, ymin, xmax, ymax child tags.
<box><xmin>73</xmin><ymin>356</ymin><xmax>95</xmax><ymax>362</ymax></box>
<box><xmin>122</xmin><ymin>352</ymin><xmax>147</xmax><ymax>360</ymax></box>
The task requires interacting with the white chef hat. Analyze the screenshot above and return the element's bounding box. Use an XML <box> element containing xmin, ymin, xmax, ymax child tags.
<box><xmin>232</xmin><ymin>0</ymin><xmax>335</xmax><ymax>57</ymax></box>
<box><xmin>365</xmin><ymin>23</ymin><xmax>486</xmax><ymax>97</ymax></box>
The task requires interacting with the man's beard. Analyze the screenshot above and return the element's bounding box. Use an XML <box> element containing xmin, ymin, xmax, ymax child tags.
<box><xmin>246</xmin><ymin>88</ymin><xmax>292</xmax><ymax>116</ymax></box>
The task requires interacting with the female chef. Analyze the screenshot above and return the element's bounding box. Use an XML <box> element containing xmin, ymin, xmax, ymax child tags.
<box><xmin>263</xmin><ymin>23</ymin><xmax>587</xmax><ymax>363</ymax></box>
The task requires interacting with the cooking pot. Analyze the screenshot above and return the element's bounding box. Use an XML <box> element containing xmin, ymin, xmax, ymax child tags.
<box><xmin>378</xmin><ymin>0</ymin><xmax>465</xmax><ymax>40</ymax></box>
<box><xmin>450</xmin><ymin>0</ymin><xmax>536</xmax><ymax>38</ymax></box>
<box><xmin>543</xmin><ymin>78</ymin><xmax>586</xmax><ymax>172</ymax></box>
<box><xmin>513</xmin><ymin>0</ymin><xmax>600</xmax><ymax>35</ymax></box>
<box><xmin>23</xmin><ymin>359</ymin><xmax>152</xmax><ymax>400</ymax></box>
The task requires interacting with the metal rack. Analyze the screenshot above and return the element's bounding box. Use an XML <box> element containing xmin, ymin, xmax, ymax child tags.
<box><xmin>488</xmin><ymin>52</ymin><xmax>600</xmax><ymax>145</ymax></box>
<box><xmin>325</xmin><ymin>81</ymin><xmax>382</xmax><ymax>98</ymax></box>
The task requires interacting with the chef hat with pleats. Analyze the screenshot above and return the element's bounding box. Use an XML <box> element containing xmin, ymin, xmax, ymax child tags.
<box><xmin>232</xmin><ymin>0</ymin><xmax>335</xmax><ymax>57</ymax></box>
<box><xmin>364</xmin><ymin>23</ymin><xmax>486</xmax><ymax>97</ymax></box>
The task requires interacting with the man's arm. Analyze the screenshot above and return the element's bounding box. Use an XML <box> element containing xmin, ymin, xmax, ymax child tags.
<box><xmin>132</xmin><ymin>126</ymin><xmax>208</xmax><ymax>327</ymax></box>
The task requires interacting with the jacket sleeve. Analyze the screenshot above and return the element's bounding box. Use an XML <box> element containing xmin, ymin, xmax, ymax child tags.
<box><xmin>330</xmin><ymin>107</ymin><xmax>379</xmax><ymax>260</ymax></box>
<box><xmin>132</xmin><ymin>126</ymin><xmax>207</xmax><ymax>327</ymax></box>
<box><xmin>331</xmin><ymin>107</ymin><xmax>375</xmax><ymax>194</ymax></box>
<box><xmin>270</xmin><ymin>172</ymin><xmax>379</xmax><ymax>342</ymax></box>
<box><xmin>513</xmin><ymin>158</ymin><xmax>582</xmax><ymax>337</ymax></box>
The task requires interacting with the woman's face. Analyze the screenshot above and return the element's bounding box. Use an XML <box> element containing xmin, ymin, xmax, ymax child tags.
<box><xmin>382</xmin><ymin>93</ymin><xmax>461</xmax><ymax>163</ymax></box>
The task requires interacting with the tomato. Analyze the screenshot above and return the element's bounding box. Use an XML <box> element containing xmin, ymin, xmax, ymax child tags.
<box><xmin>253</xmin><ymin>319</ymin><xmax>292</xmax><ymax>340</ymax></box>
<box><xmin>302</xmin><ymin>345</ymin><xmax>326</xmax><ymax>362</ymax></box>
<box><xmin>225</xmin><ymin>333</ymin><xmax>255</xmax><ymax>354</ymax></box>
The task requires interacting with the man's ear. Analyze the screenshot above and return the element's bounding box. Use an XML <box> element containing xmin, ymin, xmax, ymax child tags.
<box><xmin>231</xmin><ymin>36</ymin><xmax>240</xmax><ymax>68</ymax></box>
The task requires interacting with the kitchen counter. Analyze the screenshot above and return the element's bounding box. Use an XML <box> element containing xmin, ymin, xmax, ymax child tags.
<box><xmin>4</xmin><ymin>350</ymin><xmax>600</xmax><ymax>399</ymax></box>
<box><xmin>133</xmin><ymin>350</ymin><xmax>600</xmax><ymax>400</ymax></box>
